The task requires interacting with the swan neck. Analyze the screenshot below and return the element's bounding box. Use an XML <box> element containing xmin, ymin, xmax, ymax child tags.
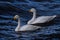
<box><xmin>18</xmin><ymin>18</ymin><xmax>20</xmax><ymax>27</ymax></box>
<box><xmin>15</xmin><ymin>17</ymin><xmax>21</xmax><ymax>31</ymax></box>
<box><xmin>32</xmin><ymin>11</ymin><xmax>36</xmax><ymax>20</ymax></box>
<box><xmin>27</xmin><ymin>11</ymin><xmax>36</xmax><ymax>24</ymax></box>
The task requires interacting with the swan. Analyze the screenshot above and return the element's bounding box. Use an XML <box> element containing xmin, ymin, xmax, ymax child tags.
<box><xmin>13</xmin><ymin>15</ymin><xmax>41</xmax><ymax>32</ymax></box>
<box><xmin>28</xmin><ymin>8</ymin><xmax>57</xmax><ymax>24</ymax></box>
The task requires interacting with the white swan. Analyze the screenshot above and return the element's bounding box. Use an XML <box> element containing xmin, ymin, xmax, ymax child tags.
<box><xmin>14</xmin><ymin>15</ymin><xmax>41</xmax><ymax>32</ymax></box>
<box><xmin>28</xmin><ymin>8</ymin><xmax>57</xmax><ymax>24</ymax></box>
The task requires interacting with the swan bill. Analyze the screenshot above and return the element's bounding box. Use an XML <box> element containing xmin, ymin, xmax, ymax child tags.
<box><xmin>29</xmin><ymin>10</ymin><xmax>32</xmax><ymax>12</ymax></box>
<box><xmin>14</xmin><ymin>17</ymin><xmax>16</xmax><ymax>20</ymax></box>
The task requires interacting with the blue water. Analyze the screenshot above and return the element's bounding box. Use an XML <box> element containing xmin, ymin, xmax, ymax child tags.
<box><xmin>0</xmin><ymin>0</ymin><xmax>60</xmax><ymax>40</ymax></box>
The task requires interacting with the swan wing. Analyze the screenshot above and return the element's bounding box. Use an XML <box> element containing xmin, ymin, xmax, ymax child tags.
<box><xmin>31</xmin><ymin>15</ymin><xmax>56</xmax><ymax>24</ymax></box>
<box><xmin>19</xmin><ymin>25</ymin><xmax>41</xmax><ymax>31</ymax></box>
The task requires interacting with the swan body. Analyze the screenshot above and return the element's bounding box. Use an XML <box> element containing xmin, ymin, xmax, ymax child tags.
<box><xmin>16</xmin><ymin>25</ymin><xmax>40</xmax><ymax>31</ymax></box>
<box><xmin>28</xmin><ymin>8</ymin><xmax>57</xmax><ymax>24</ymax></box>
<box><xmin>31</xmin><ymin>15</ymin><xmax>56</xmax><ymax>24</ymax></box>
<box><xmin>14</xmin><ymin>15</ymin><xmax>41</xmax><ymax>32</ymax></box>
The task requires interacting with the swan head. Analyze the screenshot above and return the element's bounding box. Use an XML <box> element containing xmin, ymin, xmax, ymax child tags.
<box><xmin>14</xmin><ymin>15</ymin><xmax>19</xmax><ymax>20</ymax></box>
<box><xmin>29</xmin><ymin>8</ymin><xmax>36</xmax><ymax>12</ymax></box>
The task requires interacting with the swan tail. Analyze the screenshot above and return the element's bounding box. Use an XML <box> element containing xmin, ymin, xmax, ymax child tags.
<box><xmin>54</xmin><ymin>15</ymin><xmax>57</xmax><ymax>17</ymax></box>
<box><xmin>53</xmin><ymin>15</ymin><xmax>57</xmax><ymax>18</ymax></box>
